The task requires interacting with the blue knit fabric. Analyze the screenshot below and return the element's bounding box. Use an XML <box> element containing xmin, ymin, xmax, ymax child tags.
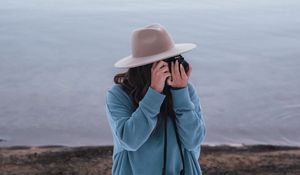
<box><xmin>105</xmin><ymin>81</ymin><xmax>206</xmax><ymax>175</ymax></box>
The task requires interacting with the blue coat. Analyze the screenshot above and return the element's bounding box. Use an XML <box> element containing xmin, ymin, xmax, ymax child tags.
<box><xmin>105</xmin><ymin>81</ymin><xmax>206</xmax><ymax>175</ymax></box>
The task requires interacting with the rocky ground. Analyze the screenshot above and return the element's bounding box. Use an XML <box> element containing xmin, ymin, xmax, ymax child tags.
<box><xmin>0</xmin><ymin>144</ymin><xmax>299</xmax><ymax>175</ymax></box>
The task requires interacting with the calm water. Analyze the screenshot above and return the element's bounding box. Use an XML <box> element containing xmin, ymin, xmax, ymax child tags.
<box><xmin>0</xmin><ymin>0</ymin><xmax>300</xmax><ymax>147</ymax></box>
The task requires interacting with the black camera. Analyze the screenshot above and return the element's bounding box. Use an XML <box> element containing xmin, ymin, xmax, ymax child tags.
<box><xmin>163</xmin><ymin>54</ymin><xmax>189</xmax><ymax>91</ymax></box>
<box><xmin>164</xmin><ymin>54</ymin><xmax>189</xmax><ymax>74</ymax></box>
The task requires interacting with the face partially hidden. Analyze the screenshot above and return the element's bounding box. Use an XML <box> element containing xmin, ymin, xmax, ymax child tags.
<box><xmin>163</xmin><ymin>54</ymin><xmax>189</xmax><ymax>74</ymax></box>
<box><xmin>161</xmin><ymin>54</ymin><xmax>190</xmax><ymax>91</ymax></box>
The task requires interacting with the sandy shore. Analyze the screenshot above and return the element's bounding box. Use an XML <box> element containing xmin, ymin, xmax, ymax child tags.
<box><xmin>0</xmin><ymin>144</ymin><xmax>300</xmax><ymax>175</ymax></box>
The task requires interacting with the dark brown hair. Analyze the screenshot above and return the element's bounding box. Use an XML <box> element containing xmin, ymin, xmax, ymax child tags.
<box><xmin>113</xmin><ymin>62</ymin><xmax>175</xmax><ymax>134</ymax></box>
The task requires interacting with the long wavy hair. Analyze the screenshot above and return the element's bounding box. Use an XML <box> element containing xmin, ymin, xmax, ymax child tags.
<box><xmin>113</xmin><ymin>62</ymin><xmax>176</xmax><ymax>134</ymax></box>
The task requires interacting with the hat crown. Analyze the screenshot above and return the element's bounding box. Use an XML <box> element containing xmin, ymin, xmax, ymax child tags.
<box><xmin>131</xmin><ymin>24</ymin><xmax>175</xmax><ymax>58</ymax></box>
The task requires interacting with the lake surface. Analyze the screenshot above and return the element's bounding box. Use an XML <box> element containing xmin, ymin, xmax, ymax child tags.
<box><xmin>0</xmin><ymin>0</ymin><xmax>300</xmax><ymax>147</ymax></box>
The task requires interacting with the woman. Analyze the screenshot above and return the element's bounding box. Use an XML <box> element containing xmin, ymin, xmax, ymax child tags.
<box><xmin>105</xmin><ymin>23</ymin><xmax>206</xmax><ymax>175</ymax></box>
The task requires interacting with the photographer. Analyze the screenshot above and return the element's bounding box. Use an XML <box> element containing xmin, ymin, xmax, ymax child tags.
<box><xmin>105</xmin><ymin>23</ymin><xmax>206</xmax><ymax>175</ymax></box>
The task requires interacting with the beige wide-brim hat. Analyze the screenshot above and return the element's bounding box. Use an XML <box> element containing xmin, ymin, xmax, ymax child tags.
<box><xmin>114</xmin><ymin>23</ymin><xmax>197</xmax><ymax>68</ymax></box>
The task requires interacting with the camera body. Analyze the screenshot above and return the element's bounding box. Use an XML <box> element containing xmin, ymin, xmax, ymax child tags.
<box><xmin>164</xmin><ymin>54</ymin><xmax>189</xmax><ymax>74</ymax></box>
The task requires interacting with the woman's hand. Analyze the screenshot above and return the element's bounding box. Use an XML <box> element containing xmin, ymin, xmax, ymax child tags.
<box><xmin>150</xmin><ymin>60</ymin><xmax>171</xmax><ymax>93</ymax></box>
<box><xmin>167</xmin><ymin>60</ymin><xmax>192</xmax><ymax>89</ymax></box>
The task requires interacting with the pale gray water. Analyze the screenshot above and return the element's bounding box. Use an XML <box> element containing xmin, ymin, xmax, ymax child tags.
<box><xmin>0</xmin><ymin>0</ymin><xmax>300</xmax><ymax>147</ymax></box>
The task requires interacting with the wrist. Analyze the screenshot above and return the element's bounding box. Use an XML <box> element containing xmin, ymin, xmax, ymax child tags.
<box><xmin>150</xmin><ymin>85</ymin><xmax>162</xmax><ymax>94</ymax></box>
<box><xmin>170</xmin><ymin>86</ymin><xmax>185</xmax><ymax>90</ymax></box>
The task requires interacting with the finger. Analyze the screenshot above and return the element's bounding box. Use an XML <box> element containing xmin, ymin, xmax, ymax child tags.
<box><xmin>151</xmin><ymin>62</ymin><xmax>157</xmax><ymax>71</ymax></box>
<box><xmin>158</xmin><ymin>66</ymin><xmax>170</xmax><ymax>73</ymax></box>
<box><xmin>167</xmin><ymin>76</ymin><xmax>173</xmax><ymax>86</ymax></box>
<box><xmin>171</xmin><ymin>61</ymin><xmax>175</xmax><ymax>78</ymax></box>
<box><xmin>186</xmin><ymin>64</ymin><xmax>192</xmax><ymax>77</ymax></box>
<box><xmin>154</xmin><ymin>60</ymin><xmax>168</xmax><ymax>72</ymax></box>
<box><xmin>164</xmin><ymin>72</ymin><xmax>172</xmax><ymax>80</ymax></box>
<box><xmin>174</xmin><ymin>60</ymin><xmax>180</xmax><ymax>78</ymax></box>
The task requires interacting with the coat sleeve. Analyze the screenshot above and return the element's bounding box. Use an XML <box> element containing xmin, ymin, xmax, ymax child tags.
<box><xmin>105</xmin><ymin>86</ymin><xmax>166</xmax><ymax>151</ymax></box>
<box><xmin>170</xmin><ymin>81</ymin><xmax>206</xmax><ymax>151</ymax></box>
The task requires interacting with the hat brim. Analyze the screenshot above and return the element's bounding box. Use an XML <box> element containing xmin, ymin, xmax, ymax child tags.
<box><xmin>114</xmin><ymin>43</ymin><xmax>197</xmax><ymax>68</ymax></box>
